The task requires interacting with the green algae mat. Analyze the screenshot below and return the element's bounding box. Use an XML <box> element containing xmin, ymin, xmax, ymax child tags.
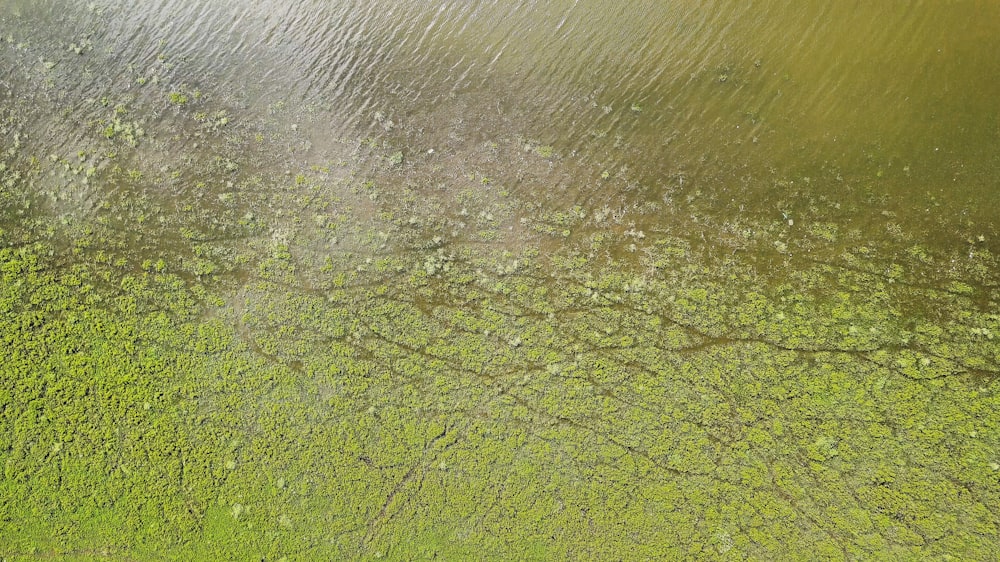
<box><xmin>2</xmin><ymin>3</ymin><xmax>1000</xmax><ymax>561</ymax></box>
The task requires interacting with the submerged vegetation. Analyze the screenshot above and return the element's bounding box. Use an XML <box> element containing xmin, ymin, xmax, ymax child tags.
<box><xmin>2</xmin><ymin>3</ymin><xmax>1000</xmax><ymax>561</ymax></box>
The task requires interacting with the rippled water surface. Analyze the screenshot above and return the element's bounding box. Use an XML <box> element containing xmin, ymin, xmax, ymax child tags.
<box><xmin>6</xmin><ymin>0</ymin><xmax>1000</xmax><ymax>228</ymax></box>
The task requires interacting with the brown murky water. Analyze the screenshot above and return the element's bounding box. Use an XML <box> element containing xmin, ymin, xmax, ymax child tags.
<box><xmin>4</xmin><ymin>0</ymin><xmax>998</xmax><ymax>243</ymax></box>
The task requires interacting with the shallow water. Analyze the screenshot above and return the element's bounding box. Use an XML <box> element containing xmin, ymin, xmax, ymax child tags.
<box><xmin>5</xmin><ymin>1</ymin><xmax>999</xmax><ymax>231</ymax></box>
<box><xmin>2</xmin><ymin>1</ymin><xmax>999</xmax><ymax>559</ymax></box>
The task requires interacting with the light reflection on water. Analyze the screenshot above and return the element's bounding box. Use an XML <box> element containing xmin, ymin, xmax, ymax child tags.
<box><xmin>2</xmin><ymin>0</ymin><xmax>999</xmax><ymax>239</ymax></box>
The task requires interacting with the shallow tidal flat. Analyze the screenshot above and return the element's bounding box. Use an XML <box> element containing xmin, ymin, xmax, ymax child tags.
<box><xmin>1</xmin><ymin>1</ymin><xmax>999</xmax><ymax>560</ymax></box>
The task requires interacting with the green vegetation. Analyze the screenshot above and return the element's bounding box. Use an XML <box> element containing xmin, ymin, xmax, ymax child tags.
<box><xmin>2</xmin><ymin>144</ymin><xmax>998</xmax><ymax>559</ymax></box>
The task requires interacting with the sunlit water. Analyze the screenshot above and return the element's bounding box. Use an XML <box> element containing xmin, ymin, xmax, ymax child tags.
<box><xmin>4</xmin><ymin>0</ymin><xmax>999</xmax><ymax>239</ymax></box>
